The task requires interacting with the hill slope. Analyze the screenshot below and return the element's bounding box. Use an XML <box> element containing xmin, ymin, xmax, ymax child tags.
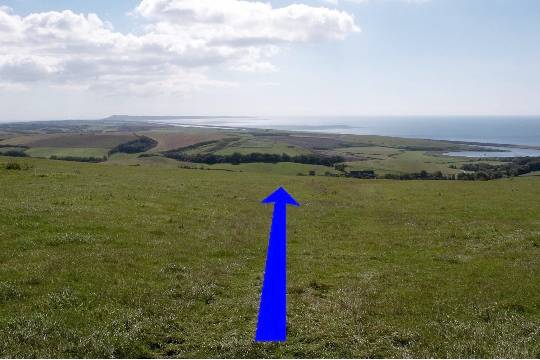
<box><xmin>0</xmin><ymin>157</ymin><xmax>539</xmax><ymax>358</ymax></box>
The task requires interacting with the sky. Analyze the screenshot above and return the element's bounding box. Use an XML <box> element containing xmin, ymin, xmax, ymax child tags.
<box><xmin>0</xmin><ymin>0</ymin><xmax>539</xmax><ymax>121</ymax></box>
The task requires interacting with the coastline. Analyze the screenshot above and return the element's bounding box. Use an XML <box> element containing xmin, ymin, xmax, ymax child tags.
<box><xmin>2</xmin><ymin>116</ymin><xmax>540</xmax><ymax>158</ymax></box>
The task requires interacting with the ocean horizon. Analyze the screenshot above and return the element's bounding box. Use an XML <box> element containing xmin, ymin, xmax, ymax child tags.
<box><xmin>2</xmin><ymin>115</ymin><xmax>540</xmax><ymax>148</ymax></box>
<box><xmin>150</xmin><ymin>116</ymin><xmax>540</xmax><ymax>147</ymax></box>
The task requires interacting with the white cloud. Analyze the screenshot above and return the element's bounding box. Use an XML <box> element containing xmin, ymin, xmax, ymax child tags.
<box><xmin>327</xmin><ymin>0</ymin><xmax>429</xmax><ymax>5</ymax></box>
<box><xmin>0</xmin><ymin>1</ymin><xmax>358</xmax><ymax>96</ymax></box>
<box><xmin>135</xmin><ymin>0</ymin><xmax>359</xmax><ymax>42</ymax></box>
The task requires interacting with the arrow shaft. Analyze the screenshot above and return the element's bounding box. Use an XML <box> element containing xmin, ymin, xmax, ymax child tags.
<box><xmin>255</xmin><ymin>202</ymin><xmax>287</xmax><ymax>342</ymax></box>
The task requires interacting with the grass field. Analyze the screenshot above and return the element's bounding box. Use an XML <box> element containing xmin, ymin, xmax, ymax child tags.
<box><xmin>205</xmin><ymin>162</ymin><xmax>338</xmax><ymax>176</ymax></box>
<box><xmin>106</xmin><ymin>155</ymin><xmax>337</xmax><ymax>176</ymax></box>
<box><xmin>141</xmin><ymin>131</ymin><xmax>227</xmax><ymax>152</ymax></box>
<box><xmin>0</xmin><ymin>133</ymin><xmax>137</xmax><ymax>149</ymax></box>
<box><xmin>331</xmin><ymin>146</ymin><xmax>404</xmax><ymax>160</ymax></box>
<box><xmin>344</xmin><ymin>151</ymin><xmax>507</xmax><ymax>176</ymax></box>
<box><xmin>339</xmin><ymin>135</ymin><xmax>480</xmax><ymax>151</ymax></box>
<box><xmin>345</xmin><ymin>152</ymin><xmax>460</xmax><ymax>176</ymax></box>
<box><xmin>107</xmin><ymin>153</ymin><xmax>181</xmax><ymax>167</ymax></box>
<box><xmin>0</xmin><ymin>156</ymin><xmax>539</xmax><ymax>358</ymax></box>
<box><xmin>213</xmin><ymin>137</ymin><xmax>311</xmax><ymax>156</ymax></box>
<box><xmin>25</xmin><ymin>147</ymin><xmax>109</xmax><ymax>159</ymax></box>
<box><xmin>0</xmin><ymin>122</ymin><xmax>517</xmax><ymax>179</ymax></box>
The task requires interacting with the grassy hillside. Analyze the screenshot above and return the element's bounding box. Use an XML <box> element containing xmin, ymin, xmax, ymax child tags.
<box><xmin>140</xmin><ymin>131</ymin><xmax>227</xmax><ymax>152</ymax></box>
<box><xmin>205</xmin><ymin>162</ymin><xmax>338</xmax><ymax>176</ymax></box>
<box><xmin>0</xmin><ymin>121</ymin><xmax>520</xmax><ymax>177</ymax></box>
<box><xmin>0</xmin><ymin>133</ymin><xmax>137</xmax><ymax>148</ymax></box>
<box><xmin>345</xmin><ymin>151</ymin><xmax>465</xmax><ymax>176</ymax></box>
<box><xmin>213</xmin><ymin>137</ymin><xmax>311</xmax><ymax>156</ymax></box>
<box><xmin>25</xmin><ymin>147</ymin><xmax>109</xmax><ymax>159</ymax></box>
<box><xmin>0</xmin><ymin>156</ymin><xmax>538</xmax><ymax>358</ymax></box>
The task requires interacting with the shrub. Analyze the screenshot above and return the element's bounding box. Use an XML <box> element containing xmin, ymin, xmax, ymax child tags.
<box><xmin>50</xmin><ymin>155</ymin><xmax>107</xmax><ymax>163</ymax></box>
<box><xmin>4</xmin><ymin>161</ymin><xmax>22</xmax><ymax>170</ymax></box>
<box><xmin>109</xmin><ymin>136</ymin><xmax>158</xmax><ymax>155</ymax></box>
<box><xmin>3</xmin><ymin>161</ymin><xmax>32</xmax><ymax>170</ymax></box>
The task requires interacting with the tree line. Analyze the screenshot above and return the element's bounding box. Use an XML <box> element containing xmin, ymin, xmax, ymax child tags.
<box><xmin>50</xmin><ymin>155</ymin><xmax>107</xmax><ymax>163</ymax></box>
<box><xmin>354</xmin><ymin>157</ymin><xmax>540</xmax><ymax>181</ymax></box>
<box><xmin>380</xmin><ymin>170</ymin><xmax>451</xmax><ymax>180</ymax></box>
<box><xmin>0</xmin><ymin>150</ymin><xmax>28</xmax><ymax>157</ymax></box>
<box><xmin>163</xmin><ymin>151</ymin><xmax>345</xmax><ymax>166</ymax></box>
<box><xmin>458</xmin><ymin>157</ymin><xmax>540</xmax><ymax>180</ymax></box>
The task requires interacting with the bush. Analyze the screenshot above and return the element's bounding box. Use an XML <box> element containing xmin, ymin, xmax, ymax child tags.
<box><xmin>3</xmin><ymin>161</ymin><xmax>32</xmax><ymax>170</ymax></box>
<box><xmin>4</xmin><ymin>161</ymin><xmax>22</xmax><ymax>170</ymax></box>
<box><xmin>50</xmin><ymin>155</ymin><xmax>107</xmax><ymax>163</ymax></box>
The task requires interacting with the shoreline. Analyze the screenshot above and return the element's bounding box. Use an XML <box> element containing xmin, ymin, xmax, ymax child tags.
<box><xmin>2</xmin><ymin>117</ymin><xmax>540</xmax><ymax>157</ymax></box>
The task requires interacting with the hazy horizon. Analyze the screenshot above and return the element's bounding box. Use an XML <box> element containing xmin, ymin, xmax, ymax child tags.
<box><xmin>1</xmin><ymin>114</ymin><xmax>540</xmax><ymax>124</ymax></box>
<box><xmin>3</xmin><ymin>115</ymin><xmax>539</xmax><ymax>147</ymax></box>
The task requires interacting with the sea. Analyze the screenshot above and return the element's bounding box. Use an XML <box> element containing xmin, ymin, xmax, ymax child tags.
<box><xmin>153</xmin><ymin>116</ymin><xmax>540</xmax><ymax>157</ymax></box>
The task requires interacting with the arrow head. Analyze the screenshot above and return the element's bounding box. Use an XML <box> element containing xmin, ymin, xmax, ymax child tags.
<box><xmin>262</xmin><ymin>187</ymin><xmax>300</xmax><ymax>207</ymax></box>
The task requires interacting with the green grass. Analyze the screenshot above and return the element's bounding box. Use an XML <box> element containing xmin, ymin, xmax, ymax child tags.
<box><xmin>206</xmin><ymin>162</ymin><xmax>338</xmax><ymax>176</ymax></box>
<box><xmin>0</xmin><ymin>157</ymin><xmax>539</xmax><ymax>358</ymax></box>
<box><xmin>6</xmin><ymin>127</ymin><xmax>512</xmax><ymax>180</ymax></box>
<box><xmin>522</xmin><ymin>171</ymin><xmax>540</xmax><ymax>177</ymax></box>
<box><xmin>25</xmin><ymin>147</ymin><xmax>109</xmax><ymax>159</ymax></box>
<box><xmin>340</xmin><ymin>135</ymin><xmax>481</xmax><ymax>151</ymax></box>
<box><xmin>213</xmin><ymin>137</ymin><xmax>311</xmax><ymax>156</ymax></box>
<box><xmin>337</xmin><ymin>146</ymin><xmax>404</xmax><ymax>159</ymax></box>
<box><xmin>105</xmin><ymin>155</ymin><xmax>337</xmax><ymax>176</ymax></box>
<box><xmin>345</xmin><ymin>151</ymin><xmax>507</xmax><ymax>176</ymax></box>
<box><xmin>106</xmin><ymin>153</ymin><xmax>184</xmax><ymax>168</ymax></box>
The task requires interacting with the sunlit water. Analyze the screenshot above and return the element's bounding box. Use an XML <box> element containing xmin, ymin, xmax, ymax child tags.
<box><xmin>444</xmin><ymin>146</ymin><xmax>540</xmax><ymax>158</ymax></box>
<box><xmin>154</xmin><ymin>116</ymin><xmax>540</xmax><ymax>157</ymax></box>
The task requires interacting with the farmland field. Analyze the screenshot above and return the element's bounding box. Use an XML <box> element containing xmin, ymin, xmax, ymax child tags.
<box><xmin>205</xmin><ymin>162</ymin><xmax>338</xmax><ymax>176</ymax></box>
<box><xmin>0</xmin><ymin>156</ymin><xmax>539</xmax><ymax>358</ymax></box>
<box><xmin>213</xmin><ymin>138</ymin><xmax>311</xmax><ymax>156</ymax></box>
<box><xmin>25</xmin><ymin>147</ymin><xmax>109</xmax><ymax>159</ymax></box>
<box><xmin>141</xmin><ymin>131</ymin><xmax>228</xmax><ymax>152</ymax></box>
<box><xmin>344</xmin><ymin>152</ymin><xmax>463</xmax><ymax>176</ymax></box>
<box><xmin>0</xmin><ymin>121</ymin><xmax>515</xmax><ymax>177</ymax></box>
<box><xmin>0</xmin><ymin>133</ymin><xmax>138</xmax><ymax>149</ymax></box>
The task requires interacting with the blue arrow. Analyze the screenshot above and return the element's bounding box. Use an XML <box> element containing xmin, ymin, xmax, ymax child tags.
<box><xmin>255</xmin><ymin>186</ymin><xmax>299</xmax><ymax>342</ymax></box>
